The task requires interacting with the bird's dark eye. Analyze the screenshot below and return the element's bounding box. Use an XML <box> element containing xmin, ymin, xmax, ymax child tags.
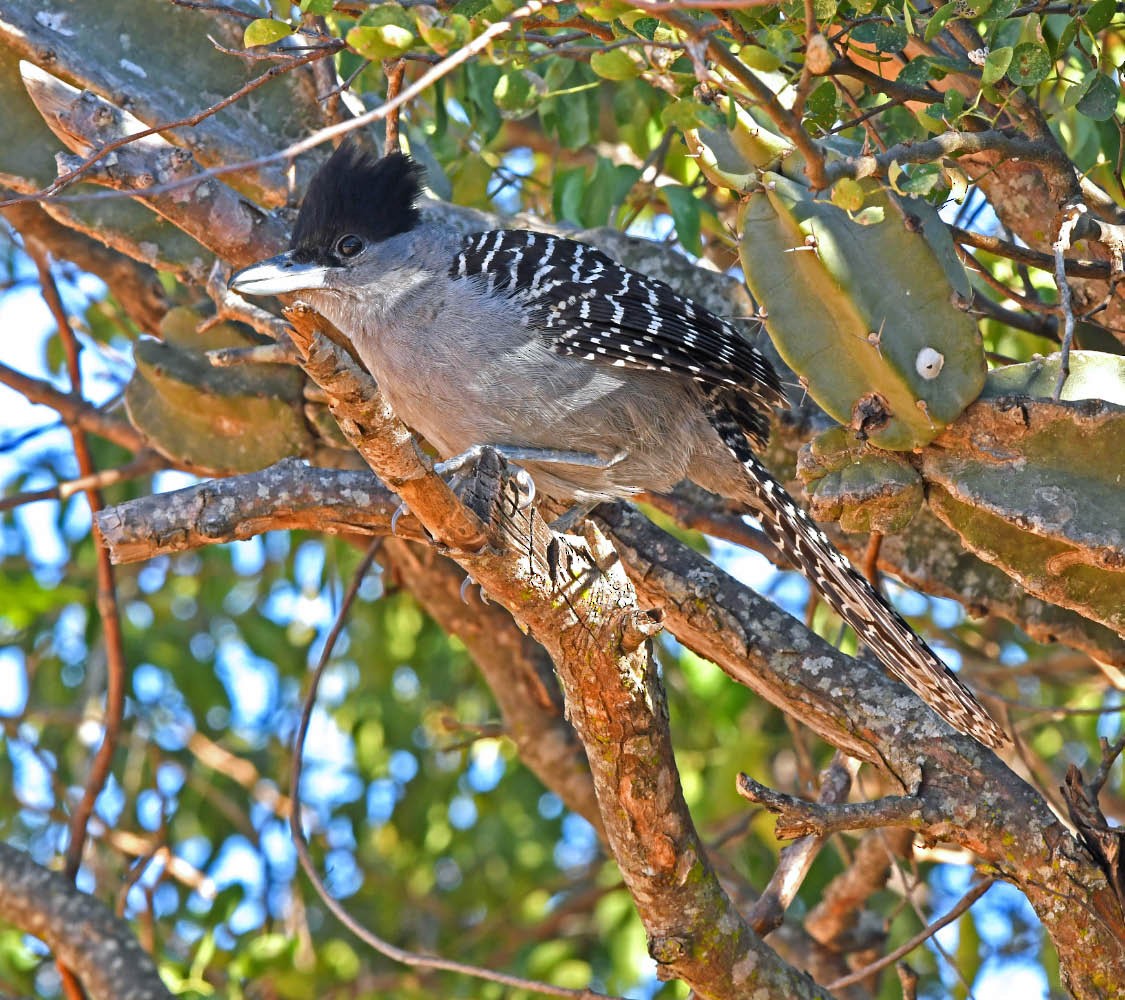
<box><xmin>336</xmin><ymin>235</ymin><xmax>364</xmax><ymax>258</ymax></box>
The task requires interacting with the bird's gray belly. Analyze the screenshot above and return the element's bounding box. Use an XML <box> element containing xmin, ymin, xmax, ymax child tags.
<box><xmin>367</xmin><ymin>327</ymin><xmax>714</xmax><ymax>502</ymax></box>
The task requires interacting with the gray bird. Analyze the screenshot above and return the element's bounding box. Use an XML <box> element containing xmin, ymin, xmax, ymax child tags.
<box><xmin>230</xmin><ymin>142</ymin><xmax>1007</xmax><ymax>750</ymax></box>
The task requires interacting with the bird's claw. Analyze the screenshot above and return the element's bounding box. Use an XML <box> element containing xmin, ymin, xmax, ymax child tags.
<box><xmin>390</xmin><ymin>501</ymin><xmax>410</xmax><ymax>535</ymax></box>
<box><xmin>460</xmin><ymin>575</ymin><xmax>490</xmax><ymax>605</ymax></box>
<box><xmin>513</xmin><ymin>468</ymin><xmax>536</xmax><ymax>510</ymax></box>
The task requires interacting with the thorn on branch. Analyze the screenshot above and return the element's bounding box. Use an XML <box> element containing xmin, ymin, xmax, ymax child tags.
<box><xmin>1051</xmin><ymin>202</ymin><xmax>1087</xmax><ymax>401</ymax></box>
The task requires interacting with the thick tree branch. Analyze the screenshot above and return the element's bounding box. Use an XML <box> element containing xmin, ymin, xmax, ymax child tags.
<box><xmin>0</xmin><ymin>843</ymin><xmax>172</xmax><ymax>1000</ymax></box>
<box><xmin>594</xmin><ymin>502</ymin><xmax>1125</xmax><ymax>997</ymax></box>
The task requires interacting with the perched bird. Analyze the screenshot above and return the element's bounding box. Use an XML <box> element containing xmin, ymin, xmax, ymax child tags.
<box><xmin>230</xmin><ymin>142</ymin><xmax>1007</xmax><ymax>749</ymax></box>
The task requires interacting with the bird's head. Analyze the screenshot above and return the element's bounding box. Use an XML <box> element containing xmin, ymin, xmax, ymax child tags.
<box><xmin>229</xmin><ymin>142</ymin><xmax>425</xmax><ymax>305</ymax></box>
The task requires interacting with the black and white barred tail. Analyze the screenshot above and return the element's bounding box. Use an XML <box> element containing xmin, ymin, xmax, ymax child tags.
<box><xmin>706</xmin><ymin>404</ymin><xmax>1008</xmax><ymax>749</ymax></box>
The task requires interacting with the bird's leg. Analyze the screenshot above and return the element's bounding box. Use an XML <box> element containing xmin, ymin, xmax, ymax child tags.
<box><xmin>435</xmin><ymin>445</ymin><xmax>626</xmax><ymax>515</ymax></box>
<box><xmin>434</xmin><ymin>444</ymin><xmax>626</xmax><ymax>476</ymax></box>
<box><xmin>549</xmin><ymin>501</ymin><xmax>600</xmax><ymax>535</ymax></box>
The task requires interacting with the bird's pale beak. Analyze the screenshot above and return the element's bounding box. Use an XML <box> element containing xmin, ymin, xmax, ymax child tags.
<box><xmin>228</xmin><ymin>252</ymin><xmax>328</xmax><ymax>296</ymax></box>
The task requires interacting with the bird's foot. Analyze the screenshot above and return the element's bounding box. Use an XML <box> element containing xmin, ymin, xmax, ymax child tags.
<box><xmin>460</xmin><ymin>574</ymin><xmax>491</xmax><ymax>605</ymax></box>
<box><xmin>549</xmin><ymin>501</ymin><xmax>600</xmax><ymax>535</ymax></box>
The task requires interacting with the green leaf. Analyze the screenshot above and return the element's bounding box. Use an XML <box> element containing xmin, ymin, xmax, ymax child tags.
<box><xmin>1077</xmin><ymin>71</ymin><xmax>1119</xmax><ymax>120</ymax></box>
<box><xmin>980</xmin><ymin>46</ymin><xmax>1012</xmax><ymax>85</ymax></box>
<box><xmin>626</xmin><ymin>15</ymin><xmax>659</xmax><ymax>39</ymax></box>
<box><xmin>981</xmin><ymin>0</ymin><xmax>1018</xmax><ymax>19</ymax></box>
<box><xmin>944</xmin><ymin>87</ymin><xmax>965</xmax><ymax>118</ymax></box>
<box><xmin>590</xmin><ymin>49</ymin><xmax>640</xmax><ymax>80</ymax></box>
<box><xmin>851</xmin><ymin>204</ymin><xmax>886</xmax><ymax>225</ymax></box>
<box><xmin>738</xmin><ymin>45</ymin><xmax>783</xmax><ymax>71</ymax></box>
<box><xmin>466</xmin><ymin>62</ymin><xmax>503</xmax><ymax>142</ymax></box>
<box><xmin>661</xmin><ymin>185</ymin><xmax>702</xmax><ymax>255</ymax></box>
<box><xmin>575</xmin><ymin>159</ymin><xmax>642</xmax><ymax>226</ymax></box>
<box><xmin>1063</xmin><ymin>67</ymin><xmax>1097</xmax><ymax>109</ymax></box>
<box><xmin>300</xmin><ymin>0</ymin><xmax>334</xmax><ymax>12</ymax></box>
<box><xmin>831</xmin><ymin>177</ymin><xmax>865</xmax><ymax>212</ymax></box>
<box><xmin>924</xmin><ymin>4</ymin><xmax>960</xmax><ymax>43</ymax></box>
<box><xmin>661</xmin><ymin>99</ymin><xmax>724</xmax><ymax>132</ymax></box>
<box><xmin>243</xmin><ymin>18</ymin><xmax>294</xmax><ymax>47</ymax></box>
<box><xmin>552</xmin><ymin>166</ymin><xmax>586</xmax><ymax>224</ymax></box>
<box><xmin>451</xmin><ymin>0</ymin><xmax>492</xmax><ymax>16</ymax></box>
<box><xmin>1053</xmin><ymin>18</ymin><xmax>1078</xmax><ymax>58</ymax></box>
<box><xmin>899</xmin><ymin>56</ymin><xmax>934</xmax><ymax>87</ymax></box>
<box><xmin>1084</xmin><ymin>0</ymin><xmax>1116</xmax><ymax>33</ymax></box>
<box><xmin>416</xmin><ymin>13</ymin><xmax>469</xmax><ymax>54</ymax></box>
<box><xmin>806</xmin><ymin>80</ymin><xmax>837</xmax><ymax>121</ymax></box>
<box><xmin>1006</xmin><ymin>42</ymin><xmax>1051</xmax><ymax>86</ymax></box>
<box><xmin>347</xmin><ymin>24</ymin><xmax>415</xmax><ymax>59</ymax></box>
<box><xmin>493</xmin><ymin>70</ymin><xmax>540</xmax><ymax>118</ymax></box>
<box><xmin>874</xmin><ymin>22</ymin><xmax>909</xmax><ymax>52</ymax></box>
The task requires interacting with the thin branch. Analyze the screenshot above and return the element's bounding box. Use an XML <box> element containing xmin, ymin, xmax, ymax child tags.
<box><xmin>0</xmin><ymin>360</ymin><xmax>146</xmax><ymax>453</ymax></box>
<box><xmin>288</xmin><ymin>542</ymin><xmax>611</xmax><ymax>1000</ymax></box>
<box><xmin>27</xmin><ymin>241</ymin><xmax>129</xmax><ymax>999</ymax></box>
<box><xmin>951</xmin><ymin>225</ymin><xmax>1112</xmax><ymax>279</ymax></box>
<box><xmin>820</xmin><ymin>129</ymin><xmax>1069</xmax><ymax>186</ymax></box>
<box><xmin>747</xmin><ymin>753</ymin><xmax>856</xmax><ymax>935</ymax></box>
<box><xmin>826</xmin><ymin>879</ymin><xmax>996</xmax><ymax>990</ymax></box>
<box><xmin>0</xmin><ymin>452</ymin><xmax>163</xmax><ymax>513</ymax></box>
<box><xmin>645</xmin><ymin>5</ymin><xmax>829</xmax><ymax>187</ymax></box>
<box><xmin>383</xmin><ymin>60</ymin><xmax>407</xmax><ymax>154</ymax></box>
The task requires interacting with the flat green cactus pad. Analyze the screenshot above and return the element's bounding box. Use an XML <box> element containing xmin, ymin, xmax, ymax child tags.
<box><xmin>923</xmin><ymin>354</ymin><xmax>1125</xmax><ymax>635</ymax></box>
<box><xmin>126</xmin><ymin>339</ymin><xmax>313</xmax><ymax>475</ymax></box>
<box><xmin>739</xmin><ymin>172</ymin><xmax>986</xmax><ymax>451</ymax></box>
<box><xmin>798</xmin><ymin>427</ymin><xmax>924</xmax><ymax>533</ymax></box>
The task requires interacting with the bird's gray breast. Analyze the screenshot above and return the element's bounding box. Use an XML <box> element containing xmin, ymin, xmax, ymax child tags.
<box><xmin>328</xmin><ymin>275</ymin><xmax>718</xmax><ymax>501</ymax></box>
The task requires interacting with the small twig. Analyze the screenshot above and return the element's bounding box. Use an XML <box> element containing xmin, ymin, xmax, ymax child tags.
<box><xmin>169</xmin><ymin>0</ymin><xmax>255</xmax><ymax>18</ymax></box>
<box><xmin>746</xmin><ymin>753</ymin><xmax>856</xmax><ymax>935</ymax></box>
<box><xmin>897</xmin><ymin>961</ymin><xmax>920</xmax><ymax>1000</ymax></box>
<box><xmin>1089</xmin><ymin>733</ymin><xmax>1125</xmax><ymax>799</ymax></box>
<box><xmin>383</xmin><ymin>60</ymin><xmax>407</xmax><ymax>153</ymax></box>
<box><xmin>826</xmin><ymin>878</ymin><xmax>996</xmax><ymax>990</ymax></box>
<box><xmin>955</xmin><ymin>243</ymin><xmax>1058</xmax><ymax>315</ymax></box>
<box><xmin>1051</xmin><ymin>203</ymin><xmax>1087</xmax><ymax>400</ymax></box>
<box><xmin>0</xmin><ymin>451</ymin><xmax>163</xmax><ymax>513</ymax></box>
<box><xmin>949</xmin><ymin>226</ymin><xmax>1110</xmax><ymax>279</ymax></box>
<box><xmin>861</xmin><ymin>532</ymin><xmax>883</xmax><ymax>588</ymax></box>
<box><xmin>962</xmin><ymin>288</ymin><xmax>1060</xmax><ymax>342</ymax></box>
<box><xmin>736</xmin><ymin>773</ymin><xmax>922</xmax><ymax>839</ymax></box>
<box><xmin>289</xmin><ymin>542</ymin><xmax>611</xmax><ymax>999</ymax></box>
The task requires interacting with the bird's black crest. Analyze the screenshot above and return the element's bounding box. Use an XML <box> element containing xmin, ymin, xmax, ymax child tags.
<box><xmin>290</xmin><ymin>143</ymin><xmax>423</xmax><ymax>259</ymax></box>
